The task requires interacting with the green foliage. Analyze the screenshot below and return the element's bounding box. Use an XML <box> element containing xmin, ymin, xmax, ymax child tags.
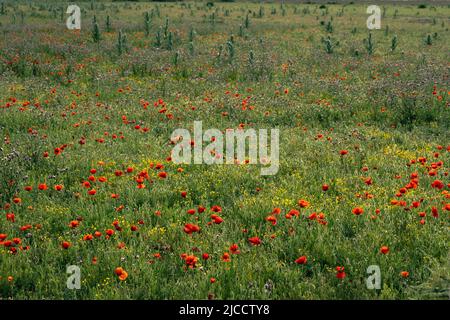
<box><xmin>92</xmin><ymin>22</ymin><xmax>101</xmax><ymax>43</ymax></box>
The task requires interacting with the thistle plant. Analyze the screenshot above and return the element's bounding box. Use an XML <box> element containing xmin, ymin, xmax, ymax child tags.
<box><xmin>117</xmin><ymin>30</ymin><xmax>127</xmax><ymax>55</ymax></box>
<box><xmin>363</xmin><ymin>32</ymin><xmax>374</xmax><ymax>55</ymax></box>
<box><xmin>227</xmin><ymin>40</ymin><xmax>234</xmax><ymax>63</ymax></box>
<box><xmin>326</xmin><ymin>20</ymin><xmax>333</xmax><ymax>33</ymax></box>
<box><xmin>164</xmin><ymin>17</ymin><xmax>169</xmax><ymax>39</ymax></box>
<box><xmin>144</xmin><ymin>12</ymin><xmax>151</xmax><ymax>36</ymax></box>
<box><xmin>106</xmin><ymin>15</ymin><xmax>111</xmax><ymax>32</ymax></box>
<box><xmin>155</xmin><ymin>27</ymin><xmax>162</xmax><ymax>47</ymax></box>
<box><xmin>244</xmin><ymin>13</ymin><xmax>250</xmax><ymax>28</ymax></box>
<box><xmin>391</xmin><ymin>35</ymin><xmax>398</xmax><ymax>52</ymax></box>
<box><xmin>322</xmin><ymin>36</ymin><xmax>339</xmax><ymax>54</ymax></box>
<box><xmin>189</xmin><ymin>27</ymin><xmax>195</xmax><ymax>42</ymax></box>
<box><xmin>167</xmin><ymin>31</ymin><xmax>173</xmax><ymax>50</ymax></box>
<box><xmin>92</xmin><ymin>22</ymin><xmax>101</xmax><ymax>43</ymax></box>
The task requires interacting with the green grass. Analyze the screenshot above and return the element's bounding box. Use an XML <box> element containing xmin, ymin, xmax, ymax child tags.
<box><xmin>0</xmin><ymin>1</ymin><xmax>449</xmax><ymax>300</ymax></box>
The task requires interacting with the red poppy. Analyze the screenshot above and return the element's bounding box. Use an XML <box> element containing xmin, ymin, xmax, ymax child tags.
<box><xmin>230</xmin><ymin>244</ymin><xmax>240</xmax><ymax>254</ymax></box>
<box><xmin>352</xmin><ymin>207</ymin><xmax>364</xmax><ymax>215</ymax></box>
<box><xmin>295</xmin><ymin>256</ymin><xmax>307</xmax><ymax>264</ymax></box>
<box><xmin>38</xmin><ymin>183</ymin><xmax>47</xmax><ymax>191</ymax></box>
<box><xmin>336</xmin><ymin>266</ymin><xmax>346</xmax><ymax>279</ymax></box>
<box><xmin>158</xmin><ymin>172</ymin><xmax>167</xmax><ymax>179</ymax></box>
<box><xmin>248</xmin><ymin>237</ymin><xmax>261</xmax><ymax>246</ymax></box>
<box><xmin>83</xmin><ymin>234</ymin><xmax>93</xmax><ymax>241</ymax></box>
<box><xmin>198</xmin><ymin>206</ymin><xmax>206</xmax><ymax>213</ymax></box>
<box><xmin>183</xmin><ymin>223</ymin><xmax>200</xmax><ymax>234</ymax></box>
<box><xmin>400</xmin><ymin>271</ymin><xmax>409</xmax><ymax>278</ymax></box>
<box><xmin>184</xmin><ymin>255</ymin><xmax>198</xmax><ymax>268</ymax></box>
<box><xmin>298</xmin><ymin>200</ymin><xmax>309</xmax><ymax>208</ymax></box>
<box><xmin>380</xmin><ymin>246</ymin><xmax>389</xmax><ymax>254</ymax></box>
<box><xmin>62</xmin><ymin>241</ymin><xmax>71</xmax><ymax>249</ymax></box>
<box><xmin>266</xmin><ymin>215</ymin><xmax>277</xmax><ymax>225</ymax></box>
<box><xmin>431</xmin><ymin>180</ymin><xmax>444</xmax><ymax>190</ymax></box>
<box><xmin>211</xmin><ymin>214</ymin><xmax>223</xmax><ymax>224</ymax></box>
<box><xmin>222</xmin><ymin>252</ymin><xmax>231</xmax><ymax>262</ymax></box>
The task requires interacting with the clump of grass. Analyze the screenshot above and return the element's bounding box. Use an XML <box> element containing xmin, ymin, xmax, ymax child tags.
<box><xmin>363</xmin><ymin>32</ymin><xmax>374</xmax><ymax>55</ymax></box>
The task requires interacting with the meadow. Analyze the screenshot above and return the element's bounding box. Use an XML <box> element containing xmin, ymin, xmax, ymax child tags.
<box><xmin>0</xmin><ymin>0</ymin><xmax>449</xmax><ymax>300</ymax></box>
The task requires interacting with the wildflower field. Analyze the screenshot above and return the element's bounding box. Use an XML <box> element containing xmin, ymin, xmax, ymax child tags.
<box><xmin>0</xmin><ymin>1</ymin><xmax>449</xmax><ymax>300</ymax></box>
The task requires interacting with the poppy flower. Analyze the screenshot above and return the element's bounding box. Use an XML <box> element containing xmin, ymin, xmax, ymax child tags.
<box><xmin>431</xmin><ymin>180</ymin><xmax>444</xmax><ymax>190</ymax></box>
<box><xmin>339</xmin><ymin>150</ymin><xmax>348</xmax><ymax>156</ymax></box>
<box><xmin>184</xmin><ymin>255</ymin><xmax>198</xmax><ymax>268</ymax></box>
<box><xmin>230</xmin><ymin>244</ymin><xmax>240</xmax><ymax>254</ymax></box>
<box><xmin>24</xmin><ymin>186</ymin><xmax>32</xmax><ymax>191</ymax></box>
<box><xmin>322</xmin><ymin>184</ymin><xmax>329</xmax><ymax>191</ymax></box>
<box><xmin>210</xmin><ymin>277</ymin><xmax>216</xmax><ymax>283</ymax></box>
<box><xmin>6</xmin><ymin>213</ymin><xmax>15</xmax><ymax>222</ymax></box>
<box><xmin>69</xmin><ymin>220</ymin><xmax>79</xmax><ymax>228</ymax></box>
<box><xmin>295</xmin><ymin>255</ymin><xmax>307</xmax><ymax>265</ymax></box>
<box><xmin>115</xmin><ymin>267</ymin><xmax>124</xmax><ymax>276</ymax></box>
<box><xmin>336</xmin><ymin>266</ymin><xmax>346</xmax><ymax>279</ymax></box>
<box><xmin>211</xmin><ymin>214</ymin><xmax>224</xmax><ymax>224</ymax></box>
<box><xmin>298</xmin><ymin>200</ymin><xmax>309</xmax><ymax>208</ymax></box>
<box><xmin>158</xmin><ymin>172</ymin><xmax>167</xmax><ymax>179</ymax></box>
<box><xmin>54</xmin><ymin>184</ymin><xmax>63</xmax><ymax>191</ymax></box>
<box><xmin>400</xmin><ymin>271</ymin><xmax>409</xmax><ymax>278</ymax></box>
<box><xmin>184</xmin><ymin>223</ymin><xmax>200</xmax><ymax>234</ymax></box>
<box><xmin>222</xmin><ymin>252</ymin><xmax>231</xmax><ymax>262</ymax></box>
<box><xmin>83</xmin><ymin>234</ymin><xmax>93</xmax><ymax>241</ymax></box>
<box><xmin>38</xmin><ymin>183</ymin><xmax>47</xmax><ymax>191</ymax></box>
<box><xmin>248</xmin><ymin>237</ymin><xmax>261</xmax><ymax>246</ymax></box>
<box><xmin>181</xmin><ymin>191</ymin><xmax>187</xmax><ymax>198</ymax></box>
<box><xmin>198</xmin><ymin>206</ymin><xmax>206</xmax><ymax>213</ymax></box>
<box><xmin>431</xmin><ymin>206</ymin><xmax>439</xmax><ymax>218</ymax></box>
<box><xmin>288</xmin><ymin>209</ymin><xmax>300</xmax><ymax>217</ymax></box>
<box><xmin>266</xmin><ymin>215</ymin><xmax>277</xmax><ymax>225</ymax></box>
<box><xmin>88</xmin><ymin>189</ymin><xmax>96</xmax><ymax>196</ymax></box>
<box><xmin>211</xmin><ymin>205</ymin><xmax>222</xmax><ymax>213</ymax></box>
<box><xmin>380</xmin><ymin>246</ymin><xmax>389</xmax><ymax>254</ymax></box>
<box><xmin>202</xmin><ymin>253</ymin><xmax>210</xmax><ymax>260</ymax></box>
<box><xmin>187</xmin><ymin>209</ymin><xmax>196</xmax><ymax>215</ymax></box>
<box><xmin>352</xmin><ymin>207</ymin><xmax>364</xmax><ymax>215</ymax></box>
<box><xmin>115</xmin><ymin>267</ymin><xmax>128</xmax><ymax>281</ymax></box>
<box><xmin>62</xmin><ymin>241</ymin><xmax>71</xmax><ymax>249</ymax></box>
<box><xmin>272</xmin><ymin>207</ymin><xmax>281</xmax><ymax>215</ymax></box>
